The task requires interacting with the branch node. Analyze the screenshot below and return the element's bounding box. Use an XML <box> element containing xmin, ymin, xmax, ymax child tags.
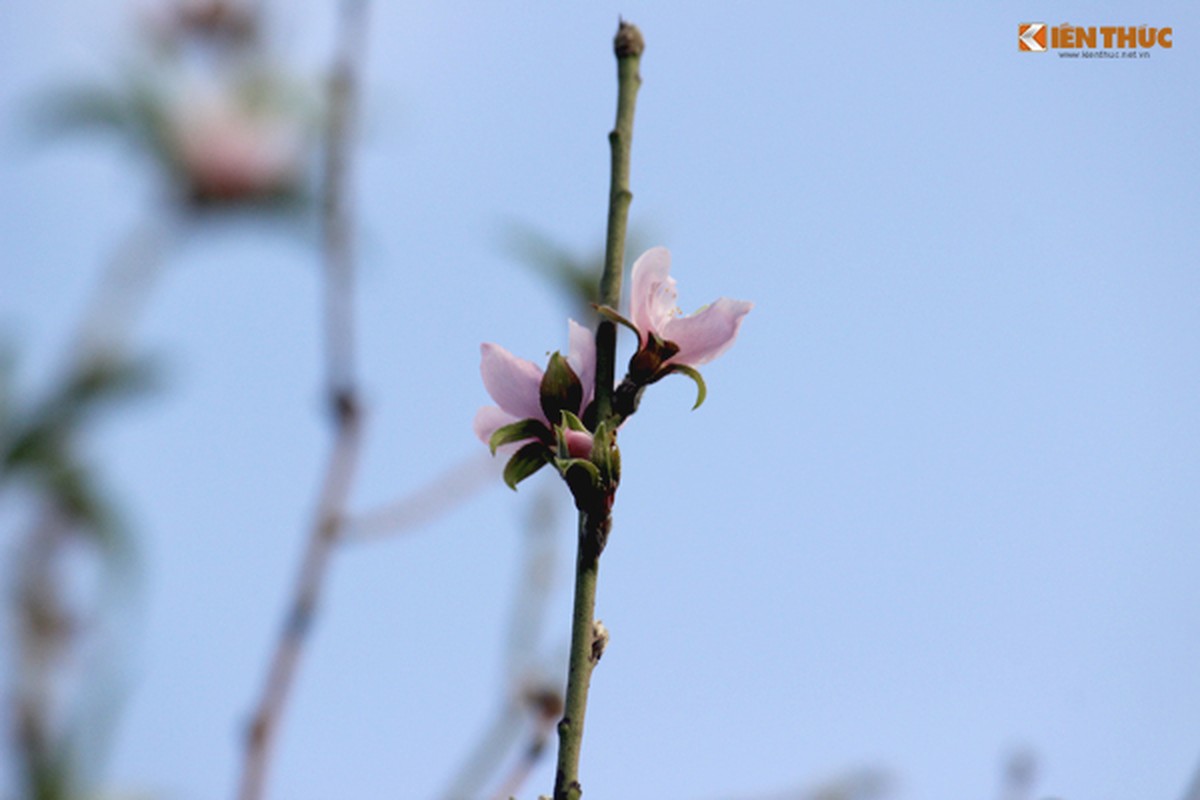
<box><xmin>590</xmin><ymin>620</ymin><xmax>609</xmax><ymax>663</ymax></box>
<box><xmin>329</xmin><ymin>386</ymin><xmax>360</xmax><ymax>425</ymax></box>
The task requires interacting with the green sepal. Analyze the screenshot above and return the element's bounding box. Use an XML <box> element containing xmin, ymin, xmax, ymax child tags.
<box><xmin>555</xmin><ymin>457</ymin><xmax>602</xmax><ymax>504</ymax></box>
<box><xmin>539</xmin><ymin>351</ymin><xmax>583</xmax><ymax>425</ymax></box>
<box><xmin>590</xmin><ymin>421</ymin><xmax>618</xmax><ymax>486</ymax></box>
<box><xmin>554</xmin><ymin>456</ymin><xmax>601</xmax><ymax>485</ymax></box>
<box><xmin>610</xmin><ymin>434</ymin><xmax>622</xmax><ymax>485</ymax></box>
<box><xmin>592</xmin><ymin>304</ymin><xmax>641</xmax><ymax>340</ymax></box>
<box><xmin>503</xmin><ymin>442</ymin><xmax>549</xmax><ymax>490</ymax></box>
<box><xmin>488</xmin><ymin>418</ymin><xmax>551</xmax><ymax>455</ymax></box>
<box><xmin>559</xmin><ymin>409</ymin><xmax>588</xmax><ymax>432</ymax></box>
<box><xmin>662</xmin><ymin>363</ymin><xmax>708</xmax><ymax>409</ymax></box>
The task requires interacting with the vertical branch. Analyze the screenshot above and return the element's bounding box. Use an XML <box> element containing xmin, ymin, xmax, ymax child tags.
<box><xmin>550</xmin><ymin>511</ymin><xmax>606</xmax><ymax>800</ymax></box>
<box><xmin>321</xmin><ymin>0</ymin><xmax>368</xmax><ymax>403</ymax></box>
<box><xmin>7</xmin><ymin>219</ymin><xmax>170</xmax><ymax>800</ymax></box>
<box><xmin>552</xmin><ymin>20</ymin><xmax>643</xmax><ymax>800</ymax></box>
<box><xmin>592</xmin><ymin>21</ymin><xmax>644</xmax><ymax>425</ymax></box>
<box><xmin>235</xmin><ymin>412</ymin><xmax>362</xmax><ymax>800</ymax></box>
<box><xmin>12</xmin><ymin>507</ymin><xmax>73</xmax><ymax>800</ymax></box>
<box><xmin>235</xmin><ymin>2</ymin><xmax>369</xmax><ymax>799</ymax></box>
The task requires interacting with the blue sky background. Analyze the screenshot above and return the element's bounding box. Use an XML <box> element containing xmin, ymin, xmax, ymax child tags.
<box><xmin>2</xmin><ymin>2</ymin><xmax>1198</xmax><ymax>799</ymax></box>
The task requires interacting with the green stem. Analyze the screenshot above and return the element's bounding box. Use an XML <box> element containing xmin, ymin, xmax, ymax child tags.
<box><xmin>552</xmin><ymin>20</ymin><xmax>643</xmax><ymax>800</ymax></box>
<box><xmin>593</xmin><ymin>21</ymin><xmax>644</xmax><ymax>425</ymax></box>
<box><xmin>553</xmin><ymin>511</ymin><xmax>609</xmax><ymax>800</ymax></box>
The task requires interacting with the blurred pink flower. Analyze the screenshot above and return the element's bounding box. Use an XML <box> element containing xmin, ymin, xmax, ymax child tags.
<box><xmin>166</xmin><ymin>81</ymin><xmax>307</xmax><ymax>202</ymax></box>
<box><xmin>629</xmin><ymin>247</ymin><xmax>752</xmax><ymax>367</ymax></box>
<box><xmin>474</xmin><ymin>320</ymin><xmax>596</xmax><ymax>458</ymax></box>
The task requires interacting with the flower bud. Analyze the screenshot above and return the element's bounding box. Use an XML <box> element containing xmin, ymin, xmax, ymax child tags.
<box><xmin>539</xmin><ymin>351</ymin><xmax>584</xmax><ymax>424</ymax></box>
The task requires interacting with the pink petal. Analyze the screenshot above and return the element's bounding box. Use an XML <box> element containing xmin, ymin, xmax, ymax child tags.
<box><xmin>629</xmin><ymin>247</ymin><xmax>676</xmax><ymax>342</ymax></box>
<box><xmin>473</xmin><ymin>405</ymin><xmax>520</xmax><ymax>445</ymax></box>
<box><xmin>567</xmin><ymin>318</ymin><xmax>597</xmax><ymax>409</ymax></box>
<box><xmin>479</xmin><ymin>343</ymin><xmax>545</xmax><ymax>421</ymax></box>
<box><xmin>660</xmin><ymin>298</ymin><xmax>754</xmax><ymax>366</ymax></box>
<box><xmin>563</xmin><ymin>429</ymin><xmax>595</xmax><ymax>459</ymax></box>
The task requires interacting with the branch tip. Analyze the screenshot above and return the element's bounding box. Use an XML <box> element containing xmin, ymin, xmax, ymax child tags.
<box><xmin>614</xmin><ymin>20</ymin><xmax>644</xmax><ymax>58</ymax></box>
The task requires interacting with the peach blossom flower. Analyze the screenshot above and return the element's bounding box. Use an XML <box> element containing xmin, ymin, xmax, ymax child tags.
<box><xmin>474</xmin><ymin>320</ymin><xmax>596</xmax><ymax>458</ymax></box>
<box><xmin>629</xmin><ymin>247</ymin><xmax>752</xmax><ymax>368</ymax></box>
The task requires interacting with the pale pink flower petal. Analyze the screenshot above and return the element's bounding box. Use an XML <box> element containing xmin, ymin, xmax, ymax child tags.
<box><xmin>479</xmin><ymin>343</ymin><xmax>545</xmax><ymax>422</ymax></box>
<box><xmin>475</xmin><ymin>321</ymin><xmax>601</xmax><ymax>455</ymax></box>
<box><xmin>472</xmin><ymin>405</ymin><xmax>520</xmax><ymax>446</ymax></box>
<box><xmin>660</xmin><ymin>298</ymin><xmax>754</xmax><ymax>366</ymax></box>
<box><xmin>567</xmin><ymin>318</ymin><xmax>596</xmax><ymax>408</ymax></box>
<box><xmin>628</xmin><ymin>246</ymin><xmax>752</xmax><ymax>368</ymax></box>
<box><xmin>629</xmin><ymin>246</ymin><xmax>676</xmax><ymax>343</ymax></box>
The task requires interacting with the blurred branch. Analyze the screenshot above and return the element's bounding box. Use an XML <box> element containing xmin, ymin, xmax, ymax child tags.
<box><xmin>11</xmin><ymin>505</ymin><xmax>75</xmax><ymax>800</ymax></box>
<box><xmin>997</xmin><ymin>748</ymin><xmax>1037</xmax><ymax>800</ymax></box>
<box><xmin>235</xmin><ymin>1</ymin><xmax>370</xmax><ymax>798</ymax></box>
<box><xmin>319</xmin><ymin>2</ymin><xmax>365</xmax><ymax>399</ymax></box>
<box><xmin>3</xmin><ymin>219</ymin><xmax>168</xmax><ymax>799</ymax></box>
<box><xmin>1181</xmin><ymin>755</ymin><xmax>1200</xmax><ymax>800</ymax></box>
<box><xmin>343</xmin><ymin>452</ymin><xmax>499</xmax><ymax>542</ymax></box>
<box><xmin>439</xmin><ymin>482</ymin><xmax>565</xmax><ymax>800</ymax></box>
<box><xmin>439</xmin><ymin>701</ymin><xmax>524</xmax><ymax>800</ymax></box>
<box><xmin>717</xmin><ymin>768</ymin><xmax>892</xmax><ymax>800</ymax></box>
<box><xmin>10</xmin><ymin>496</ymin><xmax>139</xmax><ymax>800</ymax></box>
<box><xmin>235</xmin><ymin>398</ymin><xmax>363</xmax><ymax>800</ymax></box>
<box><xmin>486</xmin><ymin>706</ymin><xmax>558</xmax><ymax>800</ymax></box>
<box><xmin>63</xmin><ymin>222</ymin><xmax>174</xmax><ymax>372</ymax></box>
<box><xmin>500</xmin><ymin>485</ymin><xmax>560</xmax><ymax>683</ymax></box>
